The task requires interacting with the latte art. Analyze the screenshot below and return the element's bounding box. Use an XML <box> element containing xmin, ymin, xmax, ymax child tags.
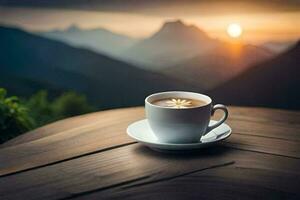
<box><xmin>165</xmin><ymin>98</ymin><xmax>192</xmax><ymax>108</ymax></box>
<box><xmin>151</xmin><ymin>98</ymin><xmax>207</xmax><ymax>108</ymax></box>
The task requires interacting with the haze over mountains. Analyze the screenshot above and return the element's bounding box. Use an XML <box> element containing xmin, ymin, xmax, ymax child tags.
<box><xmin>210</xmin><ymin>41</ymin><xmax>300</xmax><ymax>109</ymax></box>
<box><xmin>122</xmin><ymin>20</ymin><xmax>219</xmax><ymax>68</ymax></box>
<box><xmin>261</xmin><ymin>41</ymin><xmax>297</xmax><ymax>53</ymax></box>
<box><xmin>38</xmin><ymin>20</ymin><xmax>278</xmax><ymax>90</ymax></box>
<box><xmin>0</xmin><ymin>26</ymin><xmax>195</xmax><ymax>109</ymax></box>
<box><xmin>1</xmin><ymin>19</ymin><xmax>299</xmax><ymax>110</ymax></box>
<box><xmin>39</xmin><ymin>20</ymin><xmax>279</xmax><ymax>69</ymax></box>
<box><xmin>39</xmin><ymin>24</ymin><xmax>137</xmax><ymax>57</ymax></box>
<box><xmin>164</xmin><ymin>43</ymin><xmax>274</xmax><ymax>89</ymax></box>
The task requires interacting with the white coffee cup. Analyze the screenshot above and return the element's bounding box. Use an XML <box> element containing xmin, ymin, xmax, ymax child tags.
<box><xmin>145</xmin><ymin>91</ymin><xmax>228</xmax><ymax>143</ymax></box>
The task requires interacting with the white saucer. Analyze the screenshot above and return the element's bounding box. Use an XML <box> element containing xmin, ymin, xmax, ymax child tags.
<box><xmin>127</xmin><ymin>119</ymin><xmax>232</xmax><ymax>151</ymax></box>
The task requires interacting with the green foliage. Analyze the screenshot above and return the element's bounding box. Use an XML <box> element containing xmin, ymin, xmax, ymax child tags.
<box><xmin>0</xmin><ymin>88</ymin><xmax>95</xmax><ymax>143</ymax></box>
<box><xmin>0</xmin><ymin>88</ymin><xmax>35</xmax><ymax>143</ymax></box>
<box><xmin>52</xmin><ymin>92</ymin><xmax>94</xmax><ymax>118</ymax></box>
<box><xmin>25</xmin><ymin>90</ymin><xmax>55</xmax><ymax>127</ymax></box>
<box><xmin>26</xmin><ymin>90</ymin><xmax>95</xmax><ymax>127</ymax></box>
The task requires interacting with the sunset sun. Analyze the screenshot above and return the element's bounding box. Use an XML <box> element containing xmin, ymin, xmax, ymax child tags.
<box><xmin>227</xmin><ymin>23</ymin><xmax>243</xmax><ymax>38</ymax></box>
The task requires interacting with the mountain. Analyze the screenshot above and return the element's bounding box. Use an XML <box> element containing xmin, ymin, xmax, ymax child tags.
<box><xmin>209</xmin><ymin>41</ymin><xmax>300</xmax><ymax>109</ymax></box>
<box><xmin>38</xmin><ymin>24</ymin><xmax>137</xmax><ymax>57</ymax></box>
<box><xmin>0</xmin><ymin>26</ymin><xmax>197</xmax><ymax>109</ymax></box>
<box><xmin>121</xmin><ymin>20</ymin><xmax>219</xmax><ymax>69</ymax></box>
<box><xmin>261</xmin><ymin>40</ymin><xmax>296</xmax><ymax>53</ymax></box>
<box><xmin>163</xmin><ymin>43</ymin><xmax>274</xmax><ymax>90</ymax></box>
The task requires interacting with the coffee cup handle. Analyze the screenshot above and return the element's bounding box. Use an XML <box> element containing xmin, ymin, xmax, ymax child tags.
<box><xmin>204</xmin><ymin>104</ymin><xmax>228</xmax><ymax>135</ymax></box>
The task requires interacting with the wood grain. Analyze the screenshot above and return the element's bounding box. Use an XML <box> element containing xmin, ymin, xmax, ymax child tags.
<box><xmin>2</xmin><ymin>106</ymin><xmax>299</xmax><ymax>148</ymax></box>
<box><xmin>0</xmin><ymin>144</ymin><xmax>300</xmax><ymax>200</ymax></box>
<box><xmin>0</xmin><ymin>107</ymin><xmax>143</xmax><ymax>148</ymax></box>
<box><xmin>0</xmin><ymin>106</ymin><xmax>299</xmax><ymax>200</ymax></box>
<box><xmin>79</xmin><ymin>164</ymin><xmax>300</xmax><ymax>200</ymax></box>
<box><xmin>1</xmin><ymin>107</ymin><xmax>300</xmax><ymax>177</ymax></box>
<box><xmin>0</xmin><ymin>108</ymin><xmax>143</xmax><ymax>176</ymax></box>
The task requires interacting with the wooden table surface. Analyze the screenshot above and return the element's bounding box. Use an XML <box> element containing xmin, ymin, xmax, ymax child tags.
<box><xmin>0</xmin><ymin>106</ymin><xmax>300</xmax><ymax>200</ymax></box>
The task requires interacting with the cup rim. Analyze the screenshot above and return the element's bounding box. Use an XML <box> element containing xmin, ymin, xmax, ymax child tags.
<box><xmin>145</xmin><ymin>91</ymin><xmax>212</xmax><ymax>109</ymax></box>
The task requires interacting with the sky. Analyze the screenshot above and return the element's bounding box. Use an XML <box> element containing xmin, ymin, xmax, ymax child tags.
<box><xmin>0</xmin><ymin>0</ymin><xmax>299</xmax><ymax>43</ymax></box>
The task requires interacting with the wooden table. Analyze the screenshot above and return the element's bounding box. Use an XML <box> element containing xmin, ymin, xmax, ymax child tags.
<box><xmin>0</xmin><ymin>106</ymin><xmax>300</xmax><ymax>200</ymax></box>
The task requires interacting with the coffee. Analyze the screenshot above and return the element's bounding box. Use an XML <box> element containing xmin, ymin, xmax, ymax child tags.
<box><xmin>151</xmin><ymin>98</ymin><xmax>207</xmax><ymax>108</ymax></box>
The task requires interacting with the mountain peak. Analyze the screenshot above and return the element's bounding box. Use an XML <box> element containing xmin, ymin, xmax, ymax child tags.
<box><xmin>66</xmin><ymin>24</ymin><xmax>81</xmax><ymax>32</ymax></box>
<box><xmin>163</xmin><ymin>19</ymin><xmax>185</xmax><ymax>28</ymax></box>
<box><xmin>160</xmin><ymin>19</ymin><xmax>191</xmax><ymax>32</ymax></box>
<box><xmin>153</xmin><ymin>19</ymin><xmax>209</xmax><ymax>40</ymax></box>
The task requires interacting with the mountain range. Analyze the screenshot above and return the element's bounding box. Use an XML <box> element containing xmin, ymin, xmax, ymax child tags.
<box><xmin>38</xmin><ymin>20</ymin><xmax>295</xmax><ymax>77</ymax></box>
<box><xmin>164</xmin><ymin>43</ymin><xmax>274</xmax><ymax>89</ymax></box>
<box><xmin>121</xmin><ymin>20</ymin><xmax>219</xmax><ymax>69</ymax></box>
<box><xmin>0</xmin><ymin>26</ymin><xmax>196</xmax><ymax>109</ymax></box>
<box><xmin>38</xmin><ymin>24</ymin><xmax>137</xmax><ymax>57</ymax></box>
<box><xmin>1</xmin><ymin>22</ymin><xmax>299</xmax><ymax>110</ymax></box>
<box><xmin>119</xmin><ymin>20</ymin><xmax>276</xmax><ymax>90</ymax></box>
<box><xmin>210</xmin><ymin>41</ymin><xmax>300</xmax><ymax>109</ymax></box>
<box><xmin>261</xmin><ymin>41</ymin><xmax>297</xmax><ymax>53</ymax></box>
<box><xmin>36</xmin><ymin>20</ymin><xmax>275</xmax><ymax>90</ymax></box>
